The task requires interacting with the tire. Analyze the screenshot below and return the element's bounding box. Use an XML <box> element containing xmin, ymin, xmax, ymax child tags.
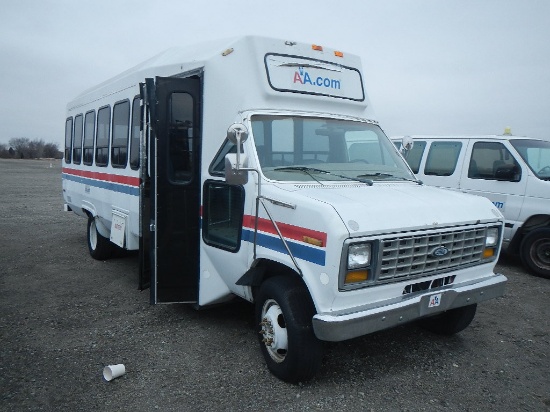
<box><xmin>520</xmin><ymin>227</ymin><xmax>550</xmax><ymax>279</ymax></box>
<box><xmin>418</xmin><ymin>304</ymin><xmax>477</xmax><ymax>335</ymax></box>
<box><xmin>255</xmin><ymin>276</ymin><xmax>323</xmax><ymax>383</ymax></box>
<box><xmin>87</xmin><ymin>216</ymin><xmax>113</xmax><ymax>260</ymax></box>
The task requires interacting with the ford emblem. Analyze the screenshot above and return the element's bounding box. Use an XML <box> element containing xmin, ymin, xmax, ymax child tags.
<box><xmin>431</xmin><ymin>246</ymin><xmax>449</xmax><ymax>257</ymax></box>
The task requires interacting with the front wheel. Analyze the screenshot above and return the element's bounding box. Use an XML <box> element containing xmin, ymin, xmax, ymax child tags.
<box><xmin>255</xmin><ymin>276</ymin><xmax>323</xmax><ymax>383</ymax></box>
<box><xmin>520</xmin><ymin>228</ymin><xmax>550</xmax><ymax>279</ymax></box>
<box><xmin>418</xmin><ymin>304</ymin><xmax>477</xmax><ymax>335</ymax></box>
<box><xmin>87</xmin><ymin>216</ymin><xmax>114</xmax><ymax>260</ymax></box>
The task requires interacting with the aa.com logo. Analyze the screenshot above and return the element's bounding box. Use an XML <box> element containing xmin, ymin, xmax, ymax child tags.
<box><xmin>293</xmin><ymin>67</ymin><xmax>341</xmax><ymax>90</ymax></box>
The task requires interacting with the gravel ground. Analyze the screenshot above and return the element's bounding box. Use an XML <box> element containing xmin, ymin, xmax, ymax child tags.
<box><xmin>0</xmin><ymin>158</ymin><xmax>548</xmax><ymax>411</ymax></box>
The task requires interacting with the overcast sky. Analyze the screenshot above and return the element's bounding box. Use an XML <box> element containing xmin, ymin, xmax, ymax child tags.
<box><xmin>1</xmin><ymin>0</ymin><xmax>549</xmax><ymax>147</ymax></box>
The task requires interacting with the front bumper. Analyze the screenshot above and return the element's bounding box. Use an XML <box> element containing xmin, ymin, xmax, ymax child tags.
<box><xmin>312</xmin><ymin>273</ymin><xmax>507</xmax><ymax>341</ymax></box>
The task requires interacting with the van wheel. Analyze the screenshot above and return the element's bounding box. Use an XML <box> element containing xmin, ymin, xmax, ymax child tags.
<box><xmin>87</xmin><ymin>216</ymin><xmax>113</xmax><ymax>260</ymax></box>
<box><xmin>418</xmin><ymin>304</ymin><xmax>477</xmax><ymax>335</ymax></box>
<box><xmin>520</xmin><ymin>228</ymin><xmax>550</xmax><ymax>278</ymax></box>
<box><xmin>255</xmin><ymin>276</ymin><xmax>323</xmax><ymax>383</ymax></box>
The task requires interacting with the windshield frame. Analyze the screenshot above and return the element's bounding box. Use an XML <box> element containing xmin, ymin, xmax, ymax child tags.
<box><xmin>248</xmin><ymin>113</ymin><xmax>416</xmax><ymax>184</ymax></box>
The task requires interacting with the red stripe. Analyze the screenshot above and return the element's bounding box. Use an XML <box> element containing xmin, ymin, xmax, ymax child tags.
<box><xmin>243</xmin><ymin>215</ymin><xmax>327</xmax><ymax>247</ymax></box>
<box><xmin>63</xmin><ymin>167</ymin><xmax>140</xmax><ymax>186</ymax></box>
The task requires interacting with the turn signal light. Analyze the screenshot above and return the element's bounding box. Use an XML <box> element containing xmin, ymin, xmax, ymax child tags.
<box><xmin>345</xmin><ymin>270</ymin><xmax>369</xmax><ymax>284</ymax></box>
<box><xmin>483</xmin><ymin>248</ymin><xmax>495</xmax><ymax>259</ymax></box>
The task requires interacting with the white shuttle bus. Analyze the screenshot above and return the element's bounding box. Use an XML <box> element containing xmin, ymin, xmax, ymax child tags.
<box><xmin>63</xmin><ymin>36</ymin><xmax>507</xmax><ymax>382</ymax></box>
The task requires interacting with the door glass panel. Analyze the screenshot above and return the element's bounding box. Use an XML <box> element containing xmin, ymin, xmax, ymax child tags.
<box><xmin>203</xmin><ymin>182</ymin><xmax>244</xmax><ymax>252</ymax></box>
<box><xmin>168</xmin><ymin>92</ymin><xmax>194</xmax><ymax>182</ymax></box>
<box><xmin>469</xmin><ymin>141</ymin><xmax>521</xmax><ymax>181</ymax></box>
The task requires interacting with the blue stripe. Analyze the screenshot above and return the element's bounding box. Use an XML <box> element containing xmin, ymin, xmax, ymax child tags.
<box><xmin>62</xmin><ymin>173</ymin><xmax>139</xmax><ymax>196</ymax></box>
<box><xmin>242</xmin><ymin>228</ymin><xmax>326</xmax><ymax>266</ymax></box>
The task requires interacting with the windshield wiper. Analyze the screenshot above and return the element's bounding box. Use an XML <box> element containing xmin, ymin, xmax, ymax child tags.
<box><xmin>357</xmin><ymin>172</ymin><xmax>423</xmax><ymax>185</ymax></box>
<box><xmin>274</xmin><ymin>166</ymin><xmax>373</xmax><ymax>186</ymax></box>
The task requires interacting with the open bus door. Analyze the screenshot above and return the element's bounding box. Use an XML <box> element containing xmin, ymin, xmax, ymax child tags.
<box><xmin>144</xmin><ymin>76</ymin><xmax>202</xmax><ymax>304</ymax></box>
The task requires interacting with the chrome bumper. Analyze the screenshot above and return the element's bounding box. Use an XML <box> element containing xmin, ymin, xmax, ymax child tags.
<box><xmin>312</xmin><ymin>273</ymin><xmax>507</xmax><ymax>342</ymax></box>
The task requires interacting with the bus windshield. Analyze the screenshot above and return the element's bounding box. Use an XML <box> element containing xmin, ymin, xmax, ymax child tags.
<box><xmin>510</xmin><ymin>139</ymin><xmax>550</xmax><ymax>180</ymax></box>
<box><xmin>250</xmin><ymin>115</ymin><xmax>416</xmax><ymax>183</ymax></box>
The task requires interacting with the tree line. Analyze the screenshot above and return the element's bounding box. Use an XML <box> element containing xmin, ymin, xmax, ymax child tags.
<box><xmin>0</xmin><ymin>138</ymin><xmax>61</xmax><ymax>159</ymax></box>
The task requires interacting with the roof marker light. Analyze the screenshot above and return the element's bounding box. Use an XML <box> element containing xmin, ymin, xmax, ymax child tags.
<box><xmin>312</xmin><ymin>44</ymin><xmax>323</xmax><ymax>51</ymax></box>
<box><xmin>334</xmin><ymin>51</ymin><xmax>344</xmax><ymax>57</ymax></box>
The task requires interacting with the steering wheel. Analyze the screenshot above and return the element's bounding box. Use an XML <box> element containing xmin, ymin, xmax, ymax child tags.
<box><xmin>537</xmin><ymin>166</ymin><xmax>550</xmax><ymax>175</ymax></box>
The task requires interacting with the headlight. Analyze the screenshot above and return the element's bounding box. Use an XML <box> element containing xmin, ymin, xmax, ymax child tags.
<box><xmin>348</xmin><ymin>243</ymin><xmax>372</xmax><ymax>269</ymax></box>
<box><xmin>485</xmin><ymin>228</ymin><xmax>499</xmax><ymax>247</ymax></box>
<box><xmin>482</xmin><ymin>227</ymin><xmax>500</xmax><ymax>259</ymax></box>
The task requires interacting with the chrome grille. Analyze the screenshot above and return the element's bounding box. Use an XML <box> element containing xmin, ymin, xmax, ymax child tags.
<box><xmin>378</xmin><ymin>227</ymin><xmax>487</xmax><ymax>280</ymax></box>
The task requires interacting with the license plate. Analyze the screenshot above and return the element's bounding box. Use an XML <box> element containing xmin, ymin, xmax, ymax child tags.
<box><xmin>428</xmin><ymin>293</ymin><xmax>442</xmax><ymax>308</ymax></box>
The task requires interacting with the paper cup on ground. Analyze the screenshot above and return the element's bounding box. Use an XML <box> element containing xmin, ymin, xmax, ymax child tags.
<box><xmin>103</xmin><ymin>364</ymin><xmax>125</xmax><ymax>381</ymax></box>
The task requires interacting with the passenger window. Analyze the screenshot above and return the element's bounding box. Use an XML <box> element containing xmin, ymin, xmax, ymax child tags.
<box><xmin>202</xmin><ymin>181</ymin><xmax>245</xmax><ymax>252</ymax></box>
<box><xmin>95</xmin><ymin>106</ymin><xmax>111</xmax><ymax>167</ymax></box>
<box><xmin>64</xmin><ymin>117</ymin><xmax>73</xmax><ymax>163</ymax></box>
<box><xmin>424</xmin><ymin>141</ymin><xmax>462</xmax><ymax>176</ymax></box>
<box><xmin>72</xmin><ymin>114</ymin><xmax>83</xmax><ymax>164</ymax></box>
<box><xmin>401</xmin><ymin>141</ymin><xmax>426</xmax><ymax>174</ymax></box>
<box><xmin>129</xmin><ymin>97</ymin><xmax>141</xmax><ymax>170</ymax></box>
<box><xmin>168</xmin><ymin>92</ymin><xmax>194</xmax><ymax>182</ymax></box>
<box><xmin>468</xmin><ymin>141</ymin><xmax>521</xmax><ymax>181</ymax></box>
<box><xmin>83</xmin><ymin>111</ymin><xmax>95</xmax><ymax>166</ymax></box>
<box><xmin>111</xmin><ymin>100</ymin><xmax>130</xmax><ymax>168</ymax></box>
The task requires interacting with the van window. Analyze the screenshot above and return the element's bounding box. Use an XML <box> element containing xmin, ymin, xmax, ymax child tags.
<box><xmin>424</xmin><ymin>141</ymin><xmax>462</xmax><ymax>176</ymax></box>
<box><xmin>401</xmin><ymin>141</ymin><xmax>426</xmax><ymax>173</ymax></box>
<box><xmin>510</xmin><ymin>139</ymin><xmax>550</xmax><ymax>180</ymax></box>
<box><xmin>468</xmin><ymin>141</ymin><xmax>521</xmax><ymax>181</ymax></box>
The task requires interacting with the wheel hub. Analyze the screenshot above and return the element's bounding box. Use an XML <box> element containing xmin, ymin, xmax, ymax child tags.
<box><xmin>260</xmin><ymin>300</ymin><xmax>288</xmax><ymax>363</ymax></box>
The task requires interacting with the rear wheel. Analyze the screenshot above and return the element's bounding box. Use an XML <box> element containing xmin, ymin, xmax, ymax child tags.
<box><xmin>87</xmin><ymin>216</ymin><xmax>114</xmax><ymax>260</ymax></box>
<box><xmin>520</xmin><ymin>228</ymin><xmax>550</xmax><ymax>279</ymax></box>
<box><xmin>255</xmin><ymin>276</ymin><xmax>323</xmax><ymax>383</ymax></box>
<box><xmin>418</xmin><ymin>304</ymin><xmax>477</xmax><ymax>335</ymax></box>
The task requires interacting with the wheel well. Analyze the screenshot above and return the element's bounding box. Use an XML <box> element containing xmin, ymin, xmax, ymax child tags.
<box><xmin>249</xmin><ymin>259</ymin><xmax>305</xmax><ymax>300</ymax></box>
<box><xmin>509</xmin><ymin>214</ymin><xmax>550</xmax><ymax>253</ymax></box>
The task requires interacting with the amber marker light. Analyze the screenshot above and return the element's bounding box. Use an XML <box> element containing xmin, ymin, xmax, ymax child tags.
<box><xmin>334</xmin><ymin>51</ymin><xmax>344</xmax><ymax>57</ymax></box>
<box><xmin>312</xmin><ymin>44</ymin><xmax>323</xmax><ymax>51</ymax></box>
<box><xmin>303</xmin><ymin>236</ymin><xmax>324</xmax><ymax>247</ymax></box>
<box><xmin>345</xmin><ymin>270</ymin><xmax>369</xmax><ymax>284</ymax></box>
<box><xmin>483</xmin><ymin>248</ymin><xmax>495</xmax><ymax>259</ymax></box>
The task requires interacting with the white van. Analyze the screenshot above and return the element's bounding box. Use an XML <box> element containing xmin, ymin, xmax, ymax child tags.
<box><xmin>394</xmin><ymin>133</ymin><xmax>550</xmax><ymax>278</ymax></box>
<box><xmin>62</xmin><ymin>36</ymin><xmax>507</xmax><ymax>382</ymax></box>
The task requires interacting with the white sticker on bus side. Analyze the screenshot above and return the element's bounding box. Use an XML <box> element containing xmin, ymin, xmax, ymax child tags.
<box><xmin>110</xmin><ymin>214</ymin><xmax>126</xmax><ymax>248</ymax></box>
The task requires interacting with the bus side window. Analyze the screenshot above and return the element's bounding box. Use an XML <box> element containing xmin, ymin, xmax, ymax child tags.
<box><xmin>129</xmin><ymin>97</ymin><xmax>140</xmax><ymax>170</ymax></box>
<box><xmin>111</xmin><ymin>100</ymin><xmax>130</xmax><ymax>168</ymax></box>
<box><xmin>95</xmin><ymin>106</ymin><xmax>111</xmax><ymax>167</ymax></box>
<box><xmin>72</xmin><ymin>114</ymin><xmax>83</xmax><ymax>164</ymax></box>
<box><xmin>64</xmin><ymin>117</ymin><xmax>73</xmax><ymax>163</ymax></box>
<box><xmin>168</xmin><ymin>92</ymin><xmax>194</xmax><ymax>182</ymax></box>
<box><xmin>83</xmin><ymin>111</ymin><xmax>95</xmax><ymax>166</ymax></box>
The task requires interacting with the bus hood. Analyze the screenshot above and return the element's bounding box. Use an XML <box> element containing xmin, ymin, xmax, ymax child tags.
<box><xmin>286</xmin><ymin>183</ymin><xmax>503</xmax><ymax>236</ymax></box>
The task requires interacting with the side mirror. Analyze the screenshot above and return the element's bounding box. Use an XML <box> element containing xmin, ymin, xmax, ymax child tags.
<box><xmin>401</xmin><ymin>136</ymin><xmax>414</xmax><ymax>156</ymax></box>
<box><xmin>495</xmin><ymin>165</ymin><xmax>520</xmax><ymax>182</ymax></box>
<box><xmin>225</xmin><ymin>123</ymin><xmax>249</xmax><ymax>185</ymax></box>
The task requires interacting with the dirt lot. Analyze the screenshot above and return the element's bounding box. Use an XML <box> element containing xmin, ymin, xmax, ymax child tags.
<box><xmin>0</xmin><ymin>158</ymin><xmax>548</xmax><ymax>411</ymax></box>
